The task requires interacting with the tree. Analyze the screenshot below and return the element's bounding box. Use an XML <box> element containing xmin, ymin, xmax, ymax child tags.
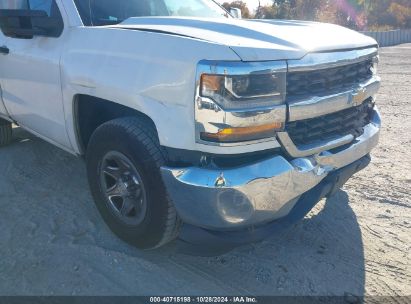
<box><xmin>355</xmin><ymin>0</ymin><xmax>411</xmax><ymax>30</ymax></box>
<box><xmin>221</xmin><ymin>1</ymin><xmax>251</xmax><ymax>18</ymax></box>
<box><xmin>389</xmin><ymin>2</ymin><xmax>411</xmax><ymax>28</ymax></box>
<box><xmin>259</xmin><ymin>0</ymin><xmax>324</xmax><ymax>21</ymax></box>
<box><xmin>257</xmin><ymin>5</ymin><xmax>278</xmax><ymax>19</ymax></box>
<box><xmin>316</xmin><ymin>0</ymin><xmax>367</xmax><ymax>30</ymax></box>
<box><xmin>255</xmin><ymin>0</ymin><xmax>411</xmax><ymax>30</ymax></box>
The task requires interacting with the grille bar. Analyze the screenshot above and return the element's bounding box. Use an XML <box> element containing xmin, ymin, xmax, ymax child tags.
<box><xmin>287</xmin><ymin>59</ymin><xmax>374</xmax><ymax>99</ymax></box>
<box><xmin>286</xmin><ymin>99</ymin><xmax>374</xmax><ymax>147</ymax></box>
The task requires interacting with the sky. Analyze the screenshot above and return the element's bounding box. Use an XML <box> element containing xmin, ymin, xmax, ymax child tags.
<box><xmin>216</xmin><ymin>0</ymin><xmax>273</xmax><ymax>12</ymax></box>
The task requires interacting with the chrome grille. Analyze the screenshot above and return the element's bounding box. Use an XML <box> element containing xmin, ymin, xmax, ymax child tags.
<box><xmin>286</xmin><ymin>99</ymin><xmax>374</xmax><ymax>146</ymax></box>
<box><xmin>287</xmin><ymin>59</ymin><xmax>374</xmax><ymax>99</ymax></box>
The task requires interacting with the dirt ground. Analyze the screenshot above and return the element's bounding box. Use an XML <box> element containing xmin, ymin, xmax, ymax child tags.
<box><xmin>0</xmin><ymin>44</ymin><xmax>409</xmax><ymax>299</ymax></box>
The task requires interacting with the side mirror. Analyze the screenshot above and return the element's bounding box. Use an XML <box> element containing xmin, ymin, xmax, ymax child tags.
<box><xmin>0</xmin><ymin>9</ymin><xmax>63</xmax><ymax>39</ymax></box>
<box><xmin>230</xmin><ymin>8</ymin><xmax>242</xmax><ymax>19</ymax></box>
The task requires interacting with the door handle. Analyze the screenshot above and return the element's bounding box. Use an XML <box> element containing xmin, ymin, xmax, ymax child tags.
<box><xmin>0</xmin><ymin>46</ymin><xmax>9</xmax><ymax>55</ymax></box>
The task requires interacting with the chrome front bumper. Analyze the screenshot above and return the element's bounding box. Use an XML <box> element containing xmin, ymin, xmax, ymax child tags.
<box><xmin>161</xmin><ymin>108</ymin><xmax>381</xmax><ymax>230</ymax></box>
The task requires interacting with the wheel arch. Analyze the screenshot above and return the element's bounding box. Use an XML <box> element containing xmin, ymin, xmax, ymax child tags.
<box><xmin>73</xmin><ymin>94</ymin><xmax>158</xmax><ymax>155</ymax></box>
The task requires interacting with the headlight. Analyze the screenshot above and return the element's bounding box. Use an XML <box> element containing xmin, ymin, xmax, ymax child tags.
<box><xmin>198</xmin><ymin>61</ymin><xmax>287</xmax><ymax>111</ymax></box>
<box><xmin>195</xmin><ymin>60</ymin><xmax>287</xmax><ymax>145</ymax></box>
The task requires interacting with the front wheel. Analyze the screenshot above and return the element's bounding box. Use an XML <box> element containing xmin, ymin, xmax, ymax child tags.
<box><xmin>86</xmin><ymin>117</ymin><xmax>180</xmax><ymax>249</ymax></box>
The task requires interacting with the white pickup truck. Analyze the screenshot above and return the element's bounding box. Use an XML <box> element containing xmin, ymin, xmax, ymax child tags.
<box><xmin>0</xmin><ymin>0</ymin><xmax>381</xmax><ymax>252</ymax></box>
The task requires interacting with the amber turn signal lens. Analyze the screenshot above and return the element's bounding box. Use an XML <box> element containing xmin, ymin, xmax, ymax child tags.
<box><xmin>201</xmin><ymin>122</ymin><xmax>283</xmax><ymax>143</ymax></box>
<box><xmin>201</xmin><ymin>74</ymin><xmax>222</xmax><ymax>92</ymax></box>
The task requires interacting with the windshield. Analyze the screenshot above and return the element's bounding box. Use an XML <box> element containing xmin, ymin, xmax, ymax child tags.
<box><xmin>73</xmin><ymin>0</ymin><xmax>230</xmax><ymax>26</ymax></box>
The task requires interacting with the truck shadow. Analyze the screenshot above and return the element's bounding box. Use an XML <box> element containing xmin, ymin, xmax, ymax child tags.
<box><xmin>161</xmin><ymin>191</ymin><xmax>366</xmax><ymax>297</ymax></box>
<box><xmin>0</xmin><ymin>128</ymin><xmax>365</xmax><ymax>297</ymax></box>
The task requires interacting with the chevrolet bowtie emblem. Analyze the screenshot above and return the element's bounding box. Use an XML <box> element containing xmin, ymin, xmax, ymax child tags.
<box><xmin>352</xmin><ymin>87</ymin><xmax>368</xmax><ymax>105</ymax></box>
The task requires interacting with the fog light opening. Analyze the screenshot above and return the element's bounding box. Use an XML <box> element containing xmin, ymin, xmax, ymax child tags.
<box><xmin>217</xmin><ymin>189</ymin><xmax>254</xmax><ymax>224</ymax></box>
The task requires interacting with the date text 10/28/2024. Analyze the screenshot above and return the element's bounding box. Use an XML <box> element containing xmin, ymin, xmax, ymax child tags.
<box><xmin>149</xmin><ymin>297</ymin><xmax>258</xmax><ymax>303</ymax></box>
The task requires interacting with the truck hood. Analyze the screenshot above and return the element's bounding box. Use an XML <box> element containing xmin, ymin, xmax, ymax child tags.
<box><xmin>113</xmin><ymin>17</ymin><xmax>377</xmax><ymax>61</ymax></box>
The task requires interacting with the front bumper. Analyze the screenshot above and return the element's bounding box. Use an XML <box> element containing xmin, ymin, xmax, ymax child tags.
<box><xmin>176</xmin><ymin>154</ymin><xmax>371</xmax><ymax>256</ymax></box>
<box><xmin>160</xmin><ymin>108</ymin><xmax>381</xmax><ymax>231</ymax></box>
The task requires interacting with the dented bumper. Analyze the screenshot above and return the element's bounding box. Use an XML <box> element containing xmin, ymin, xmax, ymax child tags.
<box><xmin>160</xmin><ymin>109</ymin><xmax>381</xmax><ymax>231</ymax></box>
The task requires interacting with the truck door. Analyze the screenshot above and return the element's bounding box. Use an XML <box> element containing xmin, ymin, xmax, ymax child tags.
<box><xmin>0</xmin><ymin>0</ymin><xmax>72</xmax><ymax>149</ymax></box>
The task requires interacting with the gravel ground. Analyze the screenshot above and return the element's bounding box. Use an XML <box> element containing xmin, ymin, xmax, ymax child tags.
<box><xmin>0</xmin><ymin>44</ymin><xmax>409</xmax><ymax>299</ymax></box>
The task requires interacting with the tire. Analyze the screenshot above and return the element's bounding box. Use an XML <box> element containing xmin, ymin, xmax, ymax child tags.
<box><xmin>86</xmin><ymin>117</ymin><xmax>180</xmax><ymax>249</ymax></box>
<box><xmin>0</xmin><ymin>119</ymin><xmax>12</xmax><ymax>147</ymax></box>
